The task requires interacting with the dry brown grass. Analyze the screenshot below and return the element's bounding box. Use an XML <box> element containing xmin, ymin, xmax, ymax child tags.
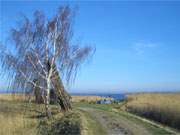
<box><xmin>0</xmin><ymin>94</ymin><xmax>111</xmax><ymax>103</ymax></box>
<box><xmin>0</xmin><ymin>93</ymin><xmax>27</xmax><ymax>101</ymax></box>
<box><xmin>0</xmin><ymin>94</ymin><xmax>61</xmax><ymax>135</ymax></box>
<box><xmin>71</xmin><ymin>96</ymin><xmax>112</xmax><ymax>102</ymax></box>
<box><xmin>125</xmin><ymin>93</ymin><xmax>180</xmax><ymax>130</ymax></box>
<box><xmin>0</xmin><ymin>100</ymin><xmax>39</xmax><ymax>135</ymax></box>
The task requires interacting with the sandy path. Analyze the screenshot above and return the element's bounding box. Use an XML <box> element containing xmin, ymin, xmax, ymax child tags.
<box><xmin>80</xmin><ymin>107</ymin><xmax>134</xmax><ymax>135</ymax></box>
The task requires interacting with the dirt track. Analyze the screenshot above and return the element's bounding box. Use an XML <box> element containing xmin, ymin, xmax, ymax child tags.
<box><xmin>79</xmin><ymin>107</ymin><xmax>151</xmax><ymax>135</ymax></box>
<box><xmin>80</xmin><ymin>108</ymin><xmax>132</xmax><ymax>135</ymax></box>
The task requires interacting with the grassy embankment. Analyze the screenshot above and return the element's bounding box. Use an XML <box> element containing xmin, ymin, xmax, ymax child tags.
<box><xmin>125</xmin><ymin>93</ymin><xmax>180</xmax><ymax>131</ymax></box>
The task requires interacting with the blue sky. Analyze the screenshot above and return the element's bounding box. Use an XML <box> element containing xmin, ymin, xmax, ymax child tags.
<box><xmin>0</xmin><ymin>1</ymin><xmax>180</xmax><ymax>93</ymax></box>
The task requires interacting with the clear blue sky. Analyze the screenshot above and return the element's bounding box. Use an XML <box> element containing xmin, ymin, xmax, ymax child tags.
<box><xmin>0</xmin><ymin>1</ymin><xmax>180</xmax><ymax>93</ymax></box>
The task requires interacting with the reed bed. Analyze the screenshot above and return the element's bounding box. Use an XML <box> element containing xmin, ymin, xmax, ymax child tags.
<box><xmin>126</xmin><ymin>93</ymin><xmax>180</xmax><ymax>130</ymax></box>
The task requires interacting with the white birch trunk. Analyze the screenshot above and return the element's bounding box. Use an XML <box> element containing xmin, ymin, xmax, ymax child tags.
<box><xmin>45</xmin><ymin>77</ymin><xmax>51</xmax><ymax>118</ymax></box>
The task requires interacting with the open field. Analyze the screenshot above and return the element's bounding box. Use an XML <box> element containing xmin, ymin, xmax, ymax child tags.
<box><xmin>0</xmin><ymin>100</ymin><xmax>39</xmax><ymax>135</ymax></box>
<box><xmin>125</xmin><ymin>93</ymin><xmax>180</xmax><ymax>130</ymax></box>
<box><xmin>0</xmin><ymin>94</ymin><xmax>179</xmax><ymax>135</ymax></box>
<box><xmin>71</xmin><ymin>95</ymin><xmax>112</xmax><ymax>102</ymax></box>
<box><xmin>0</xmin><ymin>94</ymin><xmax>81</xmax><ymax>135</ymax></box>
<box><xmin>0</xmin><ymin>94</ymin><xmax>110</xmax><ymax>102</ymax></box>
<box><xmin>0</xmin><ymin>94</ymin><xmax>28</xmax><ymax>101</ymax></box>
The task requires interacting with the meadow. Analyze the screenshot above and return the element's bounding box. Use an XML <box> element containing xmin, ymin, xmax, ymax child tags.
<box><xmin>125</xmin><ymin>93</ymin><xmax>180</xmax><ymax>130</ymax></box>
<box><xmin>0</xmin><ymin>94</ymin><xmax>82</xmax><ymax>135</ymax></box>
<box><xmin>0</xmin><ymin>100</ymin><xmax>39</xmax><ymax>135</ymax></box>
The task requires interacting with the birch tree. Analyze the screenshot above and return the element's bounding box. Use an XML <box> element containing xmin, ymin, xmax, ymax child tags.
<box><xmin>0</xmin><ymin>5</ymin><xmax>94</xmax><ymax>117</ymax></box>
